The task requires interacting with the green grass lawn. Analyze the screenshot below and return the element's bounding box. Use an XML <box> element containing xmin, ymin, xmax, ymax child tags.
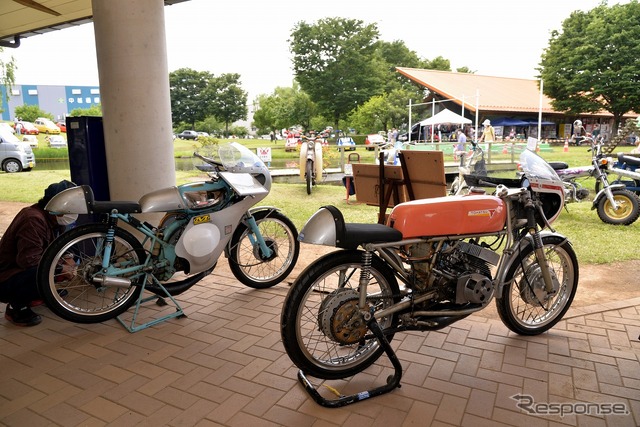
<box><xmin>2</xmin><ymin>139</ymin><xmax>639</xmax><ymax>265</ymax></box>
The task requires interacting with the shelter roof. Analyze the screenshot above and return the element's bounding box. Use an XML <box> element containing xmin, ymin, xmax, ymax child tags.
<box><xmin>396</xmin><ymin>67</ymin><xmax>556</xmax><ymax>114</ymax></box>
<box><xmin>0</xmin><ymin>0</ymin><xmax>189</xmax><ymax>47</ymax></box>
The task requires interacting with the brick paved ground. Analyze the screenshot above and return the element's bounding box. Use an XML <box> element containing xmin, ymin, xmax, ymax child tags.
<box><xmin>1</xmin><ymin>260</ymin><xmax>639</xmax><ymax>426</ymax></box>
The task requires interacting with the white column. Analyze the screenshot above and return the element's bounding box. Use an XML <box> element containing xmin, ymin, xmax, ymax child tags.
<box><xmin>92</xmin><ymin>0</ymin><xmax>175</xmax><ymax>201</ymax></box>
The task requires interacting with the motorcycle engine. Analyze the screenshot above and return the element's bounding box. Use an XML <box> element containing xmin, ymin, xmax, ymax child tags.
<box><xmin>407</xmin><ymin>240</ymin><xmax>498</xmax><ymax>305</ymax></box>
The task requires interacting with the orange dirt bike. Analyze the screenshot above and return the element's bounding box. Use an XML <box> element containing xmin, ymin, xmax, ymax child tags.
<box><xmin>280</xmin><ymin>148</ymin><xmax>578</xmax><ymax>407</ymax></box>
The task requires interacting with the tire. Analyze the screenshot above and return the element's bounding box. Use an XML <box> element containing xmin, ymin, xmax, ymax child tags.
<box><xmin>281</xmin><ymin>250</ymin><xmax>400</xmax><ymax>379</ymax></box>
<box><xmin>306</xmin><ymin>159</ymin><xmax>313</xmax><ymax>195</ymax></box>
<box><xmin>496</xmin><ymin>235</ymin><xmax>578</xmax><ymax>335</ymax></box>
<box><xmin>37</xmin><ymin>224</ymin><xmax>146</xmax><ymax>323</ymax></box>
<box><xmin>2</xmin><ymin>159</ymin><xmax>22</xmax><ymax>173</ymax></box>
<box><xmin>596</xmin><ymin>189</ymin><xmax>640</xmax><ymax>225</ymax></box>
<box><xmin>228</xmin><ymin>210</ymin><xmax>300</xmax><ymax>289</ymax></box>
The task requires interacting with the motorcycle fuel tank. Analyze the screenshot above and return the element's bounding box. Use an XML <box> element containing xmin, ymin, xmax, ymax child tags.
<box><xmin>388</xmin><ymin>194</ymin><xmax>506</xmax><ymax>238</ymax></box>
<box><xmin>139</xmin><ymin>187</ymin><xmax>188</xmax><ymax>212</ymax></box>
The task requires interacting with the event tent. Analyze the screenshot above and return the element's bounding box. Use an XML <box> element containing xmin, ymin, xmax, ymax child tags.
<box><xmin>419</xmin><ymin>109</ymin><xmax>472</xmax><ymax>126</ymax></box>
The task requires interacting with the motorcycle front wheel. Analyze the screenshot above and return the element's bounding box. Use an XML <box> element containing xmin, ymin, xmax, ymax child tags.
<box><xmin>496</xmin><ymin>235</ymin><xmax>578</xmax><ymax>335</ymax></box>
<box><xmin>228</xmin><ymin>210</ymin><xmax>300</xmax><ymax>289</ymax></box>
<box><xmin>306</xmin><ymin>159</ymin><xmax>313</xmax><ymax>195</ymax></box>
<box><xmin>37</xmin><ymin>224</ymin><xmax>146</xmax><ymax>323</ymax></box>
<box><xmin>281</xmin><ymin>250</ymin><xmax>400</xmax><ymax>380</ymax></box>
<box><xmin>596</xmin><ymin>189</ymin><xmax>640</xmax><ymax>225</ymax></box>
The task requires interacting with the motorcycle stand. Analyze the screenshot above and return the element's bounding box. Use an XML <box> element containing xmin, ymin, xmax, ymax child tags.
<box><xmin>297</xmin><ymin>317</ymin><xmax>403</xmax><ymax>408</ymax></box>
<box><xmin>116</xmin><ymin>273</ymin><xmax>187</xmax><ymax>333</ymax></box>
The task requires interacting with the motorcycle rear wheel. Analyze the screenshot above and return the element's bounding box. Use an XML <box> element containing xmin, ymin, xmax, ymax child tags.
<box><xmin>37</xmin><ymin>224</ymin><xmax>145</xmax><ymax>324</ymax></box>
<box><xmin>306</xmin><ymin>159</ymin><xmax>313</xmax><ymax>195</ymax></box>
<box><xmin>281</xmin><ymin>250</ymin><xmax>400</xmax><ymax>380</ymax></box>
<box><xmin>596</xmin><ymin>189</ymin><xmax>640</xmax><ymax>225</ymax></box>
<box><xmin>228</xmin><ymin>210</ymin><xmax>300</xmax><ymax>289</ymax></box>
<box><xmin>496</xmin><ymin>235</ymin><xmax>578</xmax><ymax>335</ymax></box>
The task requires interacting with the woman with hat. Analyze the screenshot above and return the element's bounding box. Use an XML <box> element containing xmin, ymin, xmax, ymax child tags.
<box><xmin>479</xmin><ymin>119</ymin><xmax>496</xmax><ymax>143</ymax></box>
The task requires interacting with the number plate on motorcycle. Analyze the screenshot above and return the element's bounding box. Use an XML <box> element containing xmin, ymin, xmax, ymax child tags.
<box><xmin>219</xmin><ymin>172</ymin><xmax>269</xmax><ymax>196</ymax></box>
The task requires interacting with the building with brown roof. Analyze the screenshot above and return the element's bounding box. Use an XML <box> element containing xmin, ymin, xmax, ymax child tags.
<box><xmin>396</xmin><ymin>67</ymin><xmax>636</xmax><ymax>142</ymax></box>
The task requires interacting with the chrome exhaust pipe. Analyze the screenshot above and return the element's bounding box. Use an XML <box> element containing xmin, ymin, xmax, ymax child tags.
<box><xmin>92</xmin><ymin>275</ymin><xmax>132</xmax><ymax>288</ymax></box>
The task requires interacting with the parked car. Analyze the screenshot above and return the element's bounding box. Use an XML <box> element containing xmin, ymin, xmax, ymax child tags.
<box><xmin>197</xmin><ymin>131</ymin><xmax>209</xmax><ymax>138</ymax></box>
<box><xmin>364</xmin><ymin>134</ymin><xmax>386</xmax><ymax>151</ymax></box>
<box><xmin>46</xmin><ymin>135</ymin><xmax>67</xmax><ymax>148</ymax></box>
<box><xmin>177</xmin><ymin>130</ymin><xmax>198</xmax><ymax>140</ymax></box>
<box><xmin>15</xmin><ymin>121</ymin><xmax>39</xmax><ymax>135</ymax></box>
<box><xmin>22</xmin><ymin>135</ymin><xmax>38</xmax><ymax>148</ymax></box>
<box><xmin>0</xmin><ymin>126</ymin><xmax>35</xmax><ymax>172</ymax></box>
<box><xmin>0</xmin><ymin>123</ymin><xmax>14</xmax><ymax>135</ymax></box>
<box><xmin>34</xmin><ymin>118</ymin><xmax>61</xmax><ymax>134</ymax></box>
<box><xmin>336</xmin><ymin>136</ymin><xmax>356</xmax><ymax>151</ymax></box>
<box><xmin>56</xmin><ymin>121</ymin><xmax>67</xmax><ymax>132</ymax></box>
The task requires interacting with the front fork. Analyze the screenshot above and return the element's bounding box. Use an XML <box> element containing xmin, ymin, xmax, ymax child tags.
<box><xmin>243</xmin><ymin>212</ymin><xmax>274</xmax><ymax>259</ymax></box>
<box><xmin>525</xmin><ymin>199</ymin><xmax>556</xmax><ymax>295</ymax></box>
<box><xmin>594</xmin><ymin>166</ymin><xmax>620</xmax><ymax>210</ymax></box>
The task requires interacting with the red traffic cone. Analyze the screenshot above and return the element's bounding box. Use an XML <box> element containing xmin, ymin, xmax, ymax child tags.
<box><xmin>502</xmin><ymin>144</ymin><xmax>508</xmax><ymax>154</ymax></box>
<box><xmin>563</xmin><ymin>140</ymin><xmax>569</xmax><ymax>152</ymax></box>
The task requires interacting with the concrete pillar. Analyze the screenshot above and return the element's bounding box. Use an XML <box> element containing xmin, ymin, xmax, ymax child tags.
<box><xmin>91</xmin><ymin>0</ymin><xmax>175</xmax><ymax>201</ymax></box>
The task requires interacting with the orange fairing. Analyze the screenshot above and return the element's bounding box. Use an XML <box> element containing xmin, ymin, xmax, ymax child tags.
<box><xmin>388</xmin><ymin>195</ymin><xmax>506</xmax><ymax>238</ymax></box>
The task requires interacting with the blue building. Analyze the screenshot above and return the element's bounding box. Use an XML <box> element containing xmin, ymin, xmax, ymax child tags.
<box><xmin>1</xmin><ymin>84</ymin><xmax>101</xmax><ymax>122</ymax></box>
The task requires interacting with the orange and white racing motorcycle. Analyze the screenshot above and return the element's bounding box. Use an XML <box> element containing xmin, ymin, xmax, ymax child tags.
<box><xmin>281</xmin><ymin>148</ymin><xmax>578</xmax><ymax>407</ymax></box>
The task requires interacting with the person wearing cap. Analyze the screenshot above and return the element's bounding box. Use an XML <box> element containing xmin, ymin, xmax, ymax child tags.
<box><xmin>0</xmin><ymin>180</ymin><xmax>77</xmax><ymax>326</ymax></box>
<box><xmin>478</xmin><ymin>119</ymin><xmax>496</xmax><ymax>143</ymax></box>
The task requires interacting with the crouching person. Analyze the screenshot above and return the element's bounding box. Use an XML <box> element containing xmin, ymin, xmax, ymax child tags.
<box><xmin>0</xmin><ymin>180</ymin><xmax>77</xmax><ymax>326</ymax></box>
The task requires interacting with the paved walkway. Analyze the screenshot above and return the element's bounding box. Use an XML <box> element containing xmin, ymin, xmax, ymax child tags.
<box><xmin>1</xmin><ymin>262</ymin><xmax>639</xmax><ymax>427</ymax></box>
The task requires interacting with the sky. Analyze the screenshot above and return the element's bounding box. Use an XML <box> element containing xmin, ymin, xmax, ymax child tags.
<box><xmin>2</xmin><ymin>0</ymin><xmax>631</xmax><ymax>101</ymax></box>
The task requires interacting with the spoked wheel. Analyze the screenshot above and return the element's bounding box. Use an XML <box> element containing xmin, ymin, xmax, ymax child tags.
<box><xmin>306</xmin><ymin>159</ymin><xmax>313</xmax><ymax>195</ymax></box>
<box><xmin>281</xmin><ymin>250</ymin><xmax>400</xmax><ymax>380</ymax></box>
<box><xmin>596</xmin><ymin>189</ymin><xmax>640</xmax><ymax>225</ymax></box>
<box><xmin>228</xmin><ymin>210</ymin><xmax>300</xmax><ymax>289</ymax></box>
<box><xmin>37</xmin><ymin>224</ymin><xmax>146</xmax><ymax>323</ymax></box>
<box><xmin>496</xmin><ymin>235</ymin><xmax>578</xmax><ymax>335</ymax></box>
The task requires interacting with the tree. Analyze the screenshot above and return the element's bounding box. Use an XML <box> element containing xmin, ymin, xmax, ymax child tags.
<box><xmin>169</xmin><ymin>68</ymin><xmax>213</xmax><ymax>128</ymax></box>
<box><xmin>253</xmin><ymin>83</ymin><xmax>318</xmax><ymax>133</ymax></box>
<box><xmin>207</xmin><ymin>73</ymin><xmax>248</xmax><ymax>136</ymax></box>
<box><xmin>252</xmin><ymin>94</ymin><xmax>278</xmax><ymax>134</ymax></box>
<box><xmin>290</xmin><ymin>17</ymin><xmax>381</xmax><ymax>129</ymax></box>
<box><xmin>539</xmin><ymin>1</ymin><xmax>640</xmax><ymax>131</ymax></box>
<box><xmin>421</xmin><ymin>56</ymin><xmax>451</xmax><ymax>71</ymax></box>
<box><xmin>373</xmin><ymin>40</ymin><xmax>423</xmax><ymax>95</ymax></box>
<box><xmin>347</xmin><ymin>88</ymin><xmax>413</xmax><ymax>134</ymax></box>
<box><xmin>69</xmin><ymin>104</ymin><xmax>102</xmax><ymax>117</ymax></box>
<box><xmin>13</xmin><ymin>104</ymin><xmax>52</xmax><ymax>122</ymax></box>
<box><xmin>0</xmin><ymin>47</ymin><xmax>16</xmax><ymax>108</ymax></box>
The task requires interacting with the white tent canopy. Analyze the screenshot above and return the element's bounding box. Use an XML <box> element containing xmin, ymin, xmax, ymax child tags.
<box><xmin>419</xmin><ymin>109</ymin><xmax>472</xmax><ymax>126</ymax></box>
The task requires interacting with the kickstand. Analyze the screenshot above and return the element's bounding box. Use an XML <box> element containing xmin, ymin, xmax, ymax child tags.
<box><xmin>297</xmin><ymin>316</ymin><xmax>403</xmax><ymax>408</ymax></box>
<box><xmin>116</xmin><ymin>273</ymin><xmax>187</xmax><ymax>333</ymax></box>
